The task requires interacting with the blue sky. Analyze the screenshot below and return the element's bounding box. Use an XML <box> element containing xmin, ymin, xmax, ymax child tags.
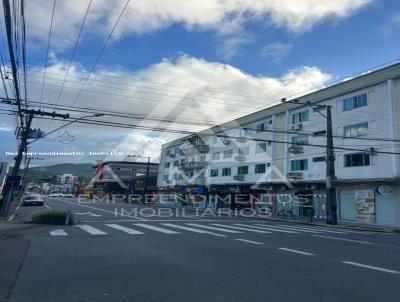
<box><xmin>1</xmin><ymin>0</ymin><xmax>400</xmax><ymax>164</ymax></box>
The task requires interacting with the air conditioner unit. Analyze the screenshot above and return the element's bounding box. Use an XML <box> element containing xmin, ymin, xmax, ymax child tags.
<box><xmin>222</xmin><ymin>138</ymin><xmax>231</xmax><ymax>145</ymax></box>
<box><xmin>288</xmin><ymin>145</ymin><xmax>304</xmax><ymax>154</ymax></box>
<box><xmin>291</xmin><ymin>123</ymin><xmax>303</xmax><ymax>131</ymax></box>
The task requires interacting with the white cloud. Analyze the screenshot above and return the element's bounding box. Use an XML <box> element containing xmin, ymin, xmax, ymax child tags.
<box><xmin>377</xmin><ymin>12</ymin><xmax>400</xmax><ymax>38</ymax></box>
<box><xmin>23</xmin><ymin>55</ymin><xmax>332</xmax><ymax>161</ymax></box>
<box><xmin>260</xmin><ymin>42</ymin><xmax>293</xmax><ymax>63</ymax></box>
<box><xmin>25</xmin><ymin>0</ymin><xmax>373</xmax><ymax>50</ymax></box>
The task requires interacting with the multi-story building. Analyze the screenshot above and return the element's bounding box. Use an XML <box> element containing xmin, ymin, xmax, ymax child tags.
<box><xmin>157</xmin><ymin>63</ymin><xmax>400</xmax><ymax>227</ymax></box>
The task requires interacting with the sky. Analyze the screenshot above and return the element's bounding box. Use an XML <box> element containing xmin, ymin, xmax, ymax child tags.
<box><xmin>1</xmin><ymin>0</ymin><xmax>400</xmax><ymax>166</ymax></box>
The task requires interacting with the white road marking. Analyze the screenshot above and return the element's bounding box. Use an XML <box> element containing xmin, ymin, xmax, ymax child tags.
<box><xmin>236</xmin><ymin>239</ymin><xmax>263</xmax><ymax>245</ymax></box>
<box><xmin>342</xmin><ymin>261</ymin><xmax>400</xmax><ymax>274</ymax></box>
<box><xmin>75</xmin><ymin>212</ymin><xmax>101</xmax><ymax>217</ymax></box>
<box><xmin>105</xmin><ymin>224</ymin><xmax>144</xmax><ymax>235</ymax></box>
<box><xmin>44</xmin><ymin>204</ymin><xmax>52</xmax><ymax>210</ymax></box>
<box><xmin>55</xmin><ymin>199</ymin><xmax>146</xmax><ymax>221</ymax></box>
<box><xmin>50</xmin><ymin>229</ymin><xmax>68</xmax><ymax>236</ymax></box>
<box><xmin>134</xmin><ymin>223</ymin><xmax>179</xmax><ymax>234</ymax></box>
<box><xmin>276</xmin><ymin>224</ymin><xmax>346</xmax><ymax>234</ymax></box>
<box><xmin>312</xmin><ymin>235</ymin><xmax>373</xmax><ymax>245</ymax></box>
<box><xmin>76</xmin><ymin>224</ymin><xmax>107</xmax><ymax>235</ymax></box>
<box><xmin>266</xmin><ymin>225</ymin><xmax>323</xmax><ymax>234</ymax></box>
<box><xmin>162</xmin><ymin>223</ymin><xmax>226</xmax><ymax>237</ymax></box>
<box><xmin>212</xmin><ymin>224</ymin><xmax>272</xmax><ymax>233</ymax></box>
<box><xmin>235</xmin><ymin>224</ymin><xmax>298</xmax><ymax>234</ymax></box>
<box><xmin>186</xmin><ymin>223</ymin><xmax>242</xmax><ymax>233</ymax></box>
<box><xmin>278</xmin><ymin>248</ymin><xmax>315</xmax><ymax>256</ymax></box>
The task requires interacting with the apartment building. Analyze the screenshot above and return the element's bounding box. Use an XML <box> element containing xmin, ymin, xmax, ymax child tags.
<box><xmin>157</xmin><ymin>63</ymin><xmax>400</xmax><ymax>227</ymax></box>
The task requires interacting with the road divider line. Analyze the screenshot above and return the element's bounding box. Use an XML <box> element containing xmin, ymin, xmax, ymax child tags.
<box><xmin>50</xmin><ymin>229</ymin><xmax>68</xmax><ymax>236</ymax></box>
<box><xmin>342</xmin><ymin>261</ymin><xmax>400</xmax><ymax>274</ymax></box>
<box><xmin>134</xmin><ymin>224</ymin><xmax>179</xmax><ymax>234</ymax></box>
<box><xmin>106</xmin><ymin>224</ymin><xmax>144</xmax><ymax>235</ymax></box>
<box><xmin>76</xmin><ymin>224</ymin><xmax>107</xmax><ymax>235</ymax></box>
<box><xmin>186</xmin><ymin>223</ymin><xmax>242</xmax><ymax>233</ymax></box>
<box><xmin>235</xmin><ymin>224</ymin><xmax>298</xmax><ymax>234</ymax></box>
<box><xmin>55</xmin><ymin>199</ymin><xmax>146</xmax><ymax>221</ymax></box>
<box><xmin>312</xmin><ymin>235</ymin><xmax>373</xmax><ymax>245</ymax></box>
<box><xmin>162</xmin><ymin>223</ymin><xmax>226</xmax><ymax>237</ymax></box>
<box><xmin>236</xmin><ymin>239</ymin><xmax>263</xmax><ymax>245</ymax></box>
<box><xmin>267</xmin><ymin>225</ymin><xmax>323</xmax><ymax>234</ymax></box>
<box><xmin>44</xmin><ymin>204</ymin><xmax>52</xmax><ymax>210</ymax></box>
<box><xmin>278</xmin><ymin>248</ymin><xmax>315</xmax><ymax>256</ymax></box>
<box><xmin>211</xmin><ymin>224</ymin><xmax>272</xmax><ymax>233</ymax></box>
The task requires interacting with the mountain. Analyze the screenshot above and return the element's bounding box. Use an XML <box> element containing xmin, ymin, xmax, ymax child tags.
<box><xmin>23</xmin><ymin>163</ymin><xmax>95</xmax><ymax>183</ymax></box>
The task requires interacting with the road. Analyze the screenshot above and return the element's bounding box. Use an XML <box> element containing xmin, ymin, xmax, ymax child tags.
<box><xmin>2</xmin><ymin>196</ymin><xmax>400</xmax><ymax>302</ymax></box>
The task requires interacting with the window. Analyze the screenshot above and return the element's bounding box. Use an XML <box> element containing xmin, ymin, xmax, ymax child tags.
<box><xmin>200</xmin><ymin>155</ymin><xmax>206</xmax><ymax>161</ymax></box>
<box><xmin>255</xmin><ymin>163</ymin><xmax>266</xmax><ymax>174</ymax></box>
<box><xmin>212</xmin><ymin>152</ymin><xmax>220</xmax><ymax>160</ymax></box>
<box><xmin>256</xmin><ymin>123</ymin><xmax>265</xmax><ymax>133</ymax></box>
<box><xmin>210</xmin><ymin>169</ymin><xmax>219</xmax><ymax>177</ymax></box>
<box><xmin>162</xmin><ymin>175</ymin><xmax>169</xmax><ymax>181</ymax></box>
<box><xmin>291</xmin><ymin>159</ymin><xmax>308</xmax><ymax>171</ymax></box>
<box><xmin>313</xmin><ymin>156</ymin><xmax>326</xmax><ymax>162</ymax></box>
<box><xmin>173</xmin><ymin>160</ymin><xmax>179</xmax><ymax>167</ymax></box>
<box><xmin>344</xmin><ymin>122</ymin><xmax>368</xmax><ymax>138</ymax></box>
<box><xmin>166</xmin><ymin>149</ymin><xmax>171</xmax><ymax>156</ymax></box>
<box><xmin>173</xmin><ymin>173</ymin><xmax>179</xmax><ymax>180</ymax></box>
<box><xmin>344</xmin><ymin>153</ymin><xmax>370</xmax><ymax>167</ymax></box>
<box><xmin>256</xmin><ymin>143</ymin><xmax>267</xmax><ymax>153</ymax></box>
<box><xmin>212</xmin><ymin>136</ymin><xmax>218</xmax><ymax>144</ymax></box>
<box><xmin>291</xmin><ymin>135</ymin><xmax>308</xmax><ymax>145</ymax></box>
<box><xmin>223</xmin><ymin>149</ymin><xmax>233</xmax><ymax>158</ymax></box>
<box><xmin>266</xmin><ymin>162</ymin><xmax>271</xmax><ymax>167</ymax></box>
<box><xmin>222</xmin><ymin>167</ymin><xmax>231</xmax><ymax>176</ymax></box>
<box><xmin>164</xmin><ymin>162</ymin><xmax>170</xmax><ymax>168</ymax></box>
<box><xmin>237</xmin><ymin>165</ymin><xmax>249</xmax><ymax>175</ymax></box>
<box><xmin>343</xmin><ymin>93</ymin><xmax>367</xmax><ymax>111</ymax></box>
<box><xmin>292</xmin><ymin>110</ymin><xmax>309</xmax><ymax>124</ymax></box>
<box><xmin>180</xmin><ymin>159</ymin><xmax>185</xmax><ymax>164</ymax></box>
<box><xmin>240</xmin><ymin>128</ymin><xmax>252</xmax><ymax>137</ymax></box>
<box><xmin>239</xmin><ymin>147</ymin><xmax>250</xmax><ymax>155</ymax></box>
<box><xmin>174</xmin><ymin>147</ymin><xmax>180</xmax><ymax>154</ymax></box>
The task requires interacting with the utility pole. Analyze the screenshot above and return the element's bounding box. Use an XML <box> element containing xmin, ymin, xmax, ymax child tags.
<box><xmin>0</xmin><ymin>109</ymin><xmax>69</xmax><ymax>217</ymax></box>
<box><xmin>325</xmin><ymin>105</ymin><xmax>337</xmax><ymax>224</ymax></box>
<box><xmin>281</xmin><ymin>98</ymin><xmax>338</xmax><ymax>225</ymax></box>
<box><xmin>19</xmin><ymin>157</ymin><xmax>44</xmax><ymax>199</ymax></box>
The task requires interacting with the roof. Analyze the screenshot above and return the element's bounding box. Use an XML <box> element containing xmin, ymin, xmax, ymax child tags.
<box><xmin>94</xmin><ymin>161</ymin><xmax>159</xmax><ymax>168</ymax></box>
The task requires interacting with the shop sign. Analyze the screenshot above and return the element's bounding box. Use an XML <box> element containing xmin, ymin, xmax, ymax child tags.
<box><xmin>355</xmin><ymin>190</ymin><xmax>375</xmax><ymax>223</ymax></box>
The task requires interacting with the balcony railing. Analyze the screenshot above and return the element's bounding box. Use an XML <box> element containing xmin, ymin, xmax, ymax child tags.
<box><xmin>178</xmin><ymin>161</ymin><xmax>208</xmax><ymax>170</ymax></box>
<box><xmin>287</xmin><ymin>172</ymin><xmax>303</xmax><ymax>180</ymax></box>
<box><xmin>288</xmin><ymin>145</ymin><xmax>304</xmax><ymax>154</ymax></box>
<box><xmin>233</xmin><ymin>175</ymin><xmax>245</xmax><ymax>181</ymax></box>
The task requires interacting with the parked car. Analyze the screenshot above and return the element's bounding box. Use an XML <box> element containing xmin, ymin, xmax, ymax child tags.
<box><xmin>22</xmin><ymin>194</ymin><xmax>44</xmax><ymax>206</ymax></box>
<box><xmin>64</xmin><ymin>193</ymin><xmax>74</xmax><ymax>198</ymax></box>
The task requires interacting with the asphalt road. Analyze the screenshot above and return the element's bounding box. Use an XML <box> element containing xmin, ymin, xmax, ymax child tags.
<box><xmin>2</xmin><ymin>196</ymin><xmax>400</xmax><ymax>302</ymax></box>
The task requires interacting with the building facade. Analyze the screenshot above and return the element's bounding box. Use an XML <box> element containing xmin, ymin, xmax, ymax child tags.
<box><xmin>157</xmin><ymin>63</ymin><xmax>400</xmax><ymax>227</ymax></box>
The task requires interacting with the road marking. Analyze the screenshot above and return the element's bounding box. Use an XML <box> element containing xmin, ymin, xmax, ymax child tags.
<box><xmin>162</xmin><ymin>223</ymin><xmax>226</xmax><ymax>237</ymax></box>
<box><xmin>236</xmin><ymin>239</ymin><xmax>263</xmax><ymax>245</ymax></box>
<box><xmin>276</xmin><ymin>224</ymin><xmax>346</xmax><ymax>234</ymax></box>
<box><xmin>235</xmin><ymin>224</ymin><xmax>298</xmax><ymax>234</ymax></box>
<box><xmin>342</xmin><ymin>261</ymin><xmax>400</xmax><ymax>274</ymax></box>
<box><xmin>76</xmin><ymin>224</ymin><xmax>107</xmax><ymax>235</ymax></box>
<box><xmin>105</xmin><ymin>224</ymin><xmax>144</xmax><ymax>235</ymax></box>
<box><xmin>266</xmin><ymin>225</ymin><xmax>323</xmax><ymax>234</ymax></box>
<box><xmin>134</xmin><ymin>223</ymin><xmax>179</xmax><ymax>234</ymax></box>
<box><xmin>44</xmin><ymin>204</ymin><xmax>52</xmax><ymax>210</ymax></box>
<box><xmin>278</xmin><ymin>248</ymin><xmax>315</xmax><ymax>256</ymax></box>
<box><xmin>211</xmin><ymin>224</ymin><xmax>272</xmax><ymax>233</ymax></box>
<box><xmin>75</xmin><ymin>212</ymin><xmax>102</xmax><ymax>217</ymax></box>
<box><xmin>50</xmin><ymin>229</ymin><xmax>68</xmax><ymax>236</ymax></box>
<box><xmin>55</xmin><ymin>199</ymin><xmax>146</xmax><ymax>221</ymax></box>
<box><xmin>312</xmin><ymin>235</ymin><xmax>373</xmax><ymax>245</ymax></box>
<box><xmin>186</xmin><ymin>223</ymin><xmax>242</xmax><ymax>233</ymax></box>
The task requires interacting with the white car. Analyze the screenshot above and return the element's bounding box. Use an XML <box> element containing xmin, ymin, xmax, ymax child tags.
<box><xmin>22</xmin><ymin>194</ymin><xmax>44</xmax><ymax>206</ymax></box>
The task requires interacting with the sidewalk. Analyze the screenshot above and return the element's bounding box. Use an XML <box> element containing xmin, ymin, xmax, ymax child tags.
<box><xmin>151</xmin><ymin>203</ymin><xmax>400</xmax><ymax>233</ymax></box>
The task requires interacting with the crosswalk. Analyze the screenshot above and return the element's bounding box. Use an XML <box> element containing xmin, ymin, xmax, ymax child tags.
<box><xmin>49</xmin><ymin>222</ymin><xmax>362</xmax><ymax>238</ymax></box>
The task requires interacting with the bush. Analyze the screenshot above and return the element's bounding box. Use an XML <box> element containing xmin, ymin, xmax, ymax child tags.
<box><xmin>31</xmin><ymin>210</ymin><xmax>74</xmax><ymax>225</ymax></box>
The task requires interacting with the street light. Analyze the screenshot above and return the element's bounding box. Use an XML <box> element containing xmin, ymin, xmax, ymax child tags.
<box><xmin>28</xmin><ymin>113</ymin><xmax>105</xmax><ymax>145</ymax></box>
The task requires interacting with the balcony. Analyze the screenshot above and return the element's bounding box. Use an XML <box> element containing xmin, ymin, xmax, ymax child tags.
<box><xmin>291</xmin><ymin>123</ymin><xmax>303</xmax><ymax>131</ymax></box>
<box><xmin>287</xmin><ymin>172</ymin><xmax>303</xmax><ymax>180</ymax></box>
<box><xmin>178</xmin><ymin>161</ymin><xmax>208</xmax><ymax>171</ymax></box>
<box><xmin>234</xmin><ymin>155</ymin><xmax>246</xmax><ymax>162</ymax></box>
<box><xmin>288</xmin><ymin>145</ymin><xmax>304</xmax><ymax>154</ymax></box>
<box><xmin>233</xmin><ymin>175</ymin><xmax>245</xmax><ymax>181</ymax></box>
<box><xmin>180</xmin><ymin>142</ymin><xmax>209</xmax><ymax>155</ymax></box>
